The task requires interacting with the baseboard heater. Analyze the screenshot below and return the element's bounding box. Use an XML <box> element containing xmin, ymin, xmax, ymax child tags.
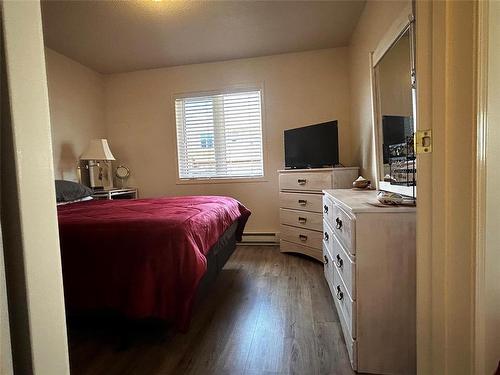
<box><xmin>239</xmin><ymin>232</ymin><xmax>279</xmax><ymax>245</ymax></box>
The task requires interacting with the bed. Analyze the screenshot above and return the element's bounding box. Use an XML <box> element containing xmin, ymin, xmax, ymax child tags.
<box><xmin>57</xmin><ymin>193</ymin><xmax>250</xmax><ymax>331</ymax></box>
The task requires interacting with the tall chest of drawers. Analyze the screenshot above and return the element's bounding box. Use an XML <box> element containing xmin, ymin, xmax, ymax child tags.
<box><xmin>322</xmin><ymin>189</ymin><xmax>416</xmax><ymax>374</ymax></box>
<box><xmin>278</xmin><ymin>167</ymin><xmax>359</xmax><ymax>262</ymax></box>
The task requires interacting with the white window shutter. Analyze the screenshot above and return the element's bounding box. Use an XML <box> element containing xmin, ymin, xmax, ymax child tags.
<box><xmin>175</xmin><ymin>90</ymin><xmax>264</xmax><ymax>179</ymax></box>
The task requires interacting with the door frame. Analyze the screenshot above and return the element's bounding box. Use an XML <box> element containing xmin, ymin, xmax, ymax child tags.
<box><xmin>415</xmin><ymin>1</ymin><xmax>478</xmax><ymax>373</ymax></box>
<box><xmin>474</xmin><ymin>0</ymin><xmax>488</xmax><ymax>373</ymax></box>
<box><xmin>1</xmin><ymin>1</ymin><xmax>70</xmax><ymax>373</ymax></box>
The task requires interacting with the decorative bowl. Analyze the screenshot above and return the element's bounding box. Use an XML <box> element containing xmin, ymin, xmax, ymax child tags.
<box><xmin>353</xmin><ymin>176</ymin><xmax>371</xmax><ymax>189</ymax></box>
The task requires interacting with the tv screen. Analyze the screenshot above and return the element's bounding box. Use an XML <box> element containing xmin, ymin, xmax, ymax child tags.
<box><xmin>382</xmin><ymin>115</ymin><xmax>413</xmax><ymax>163</ymax></box>
<box><xmin>284</xmin><ymin>121</ymin><xmax>339</xmax><ymax>169</ymax></box>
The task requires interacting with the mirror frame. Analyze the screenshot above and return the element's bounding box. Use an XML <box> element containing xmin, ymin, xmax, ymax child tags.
<box><xmin>370</xmin><ymin>3</ymin><xmax>416</xmax><ymax>198</ymax></box>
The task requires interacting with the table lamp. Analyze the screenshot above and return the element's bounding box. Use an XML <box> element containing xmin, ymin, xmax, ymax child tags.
<box><xmin>80</xmin><ymin>139</ymin><xmax>116</xmax><ymax>190</ymax></box>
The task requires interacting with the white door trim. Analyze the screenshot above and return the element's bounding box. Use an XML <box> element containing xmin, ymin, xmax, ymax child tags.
<box><xmin>1</xmin><ymin>1</ymin><xmax>70</xmax><ymax>373</ymax></box>
<box><xmin>474</xmin><ymin>1</ymin><xmax>488</xmax><ymax>373</ymax></box>
<box><xmin>0</xmin><ymin>226</ymin><xmax>13</xmax><ymax>375</ymax></box>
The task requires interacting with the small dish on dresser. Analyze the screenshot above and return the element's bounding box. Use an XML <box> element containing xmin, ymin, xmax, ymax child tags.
<box><xmin>352</xmin><ymin>176</ymin><xmax>371</xmax><ymax>189</ymax></box>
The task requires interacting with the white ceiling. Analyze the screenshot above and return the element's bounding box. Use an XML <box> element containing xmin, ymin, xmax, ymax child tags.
<box><xmin>41</xmin><ymin>0</ymin><xmax>366</xmax><ymax>74</ymax></box>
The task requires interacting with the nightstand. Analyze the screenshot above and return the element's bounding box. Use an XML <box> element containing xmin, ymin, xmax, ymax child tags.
<box><xmin>92</xmin><ymin>187</ymin><xmax>138</xmax><ymax>200</ymax></box>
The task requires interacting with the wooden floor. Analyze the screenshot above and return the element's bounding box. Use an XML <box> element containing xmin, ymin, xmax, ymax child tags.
<box><xmin>68</xmin><ymin>245</ymin><xmax>355</xmax><ymax>375</ymax></box>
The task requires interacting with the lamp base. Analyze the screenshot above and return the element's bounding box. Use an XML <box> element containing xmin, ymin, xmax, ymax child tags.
<box><xmin>86</xmin><ymin>160</ymin><xmax>113</xmax><ymax>190</ymax></box>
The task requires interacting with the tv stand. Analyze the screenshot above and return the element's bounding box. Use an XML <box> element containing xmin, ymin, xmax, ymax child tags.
<box><xmin>278</xmin><ymin>167</ymin><xmax>359</xmax><ymax>261</ymax></box>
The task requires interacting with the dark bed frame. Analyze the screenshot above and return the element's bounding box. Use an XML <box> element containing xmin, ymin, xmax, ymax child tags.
<box><xmin>67</xmin><ymin>221</ymin><xmax>239</xmax><ymax>347</ymax></box>
<box><xmin>194</xmin><ymin>221</ymin><xmax>238</xmax><ymax>304</ymax></box>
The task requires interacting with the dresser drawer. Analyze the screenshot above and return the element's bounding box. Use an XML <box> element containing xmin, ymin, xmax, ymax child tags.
<box><xmin>280</xmin><ymin>208</ymin><xmax>323</xmax><ymax>231</ymax></box>
<box><xmin>280</xmin><ymin>224</ymin><xmax>322</xmax><ymax>249</ymax></box>
<box><xmin>279</xmin><ymin>192</ymin><xmax>323</xmax><ymax>213</ymax></box>
<box><xmin>279</xmin><ymin>171</ymin><xmax>332</xmax><ymax>192</ymax></box>
<box><xmin>331</xmin><ymin>201</ymin><xmax>356</xmax><ymax>255</ymax></box>
<box><xmin>337</xmin><ymin>290</ymin><xmax>357</xmax><ymax>370</ymax></box>
<box><xmin>280</xmin><ymin>240</ymin><xmax>322</xmax><ymax>262</ymax></box>
<box><xmin>322</xmin><ymin>219</ymin><xmax>334</xmax><ymax>258</ymax></box>
<box><xmin>322</xmin><ymin>194</ymin><xmax>335</xmax><ymax>223</ymax></box>
<box><xmin>332</xmin><ymin>234</ymin><xmax>356</xmax><ymax>300</ymax></box>
<box><xmin>322</xmin><ymin>242</ymin><xmax>334</xmax><ymax>294</ymax></box>
<box><xmin>333</xmin><ymin>264</ymin><xmax>356</xmax><ymax>339</ymax></box>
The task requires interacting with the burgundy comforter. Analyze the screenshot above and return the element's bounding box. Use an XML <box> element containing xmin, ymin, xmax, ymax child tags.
<box><xmin>57</xmin><ymin>195</ymin><xmax>250</xmax><ymax>329</ymax></box>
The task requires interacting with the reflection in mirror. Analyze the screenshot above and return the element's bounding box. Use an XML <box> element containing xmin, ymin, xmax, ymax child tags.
<box><xmin>374</xmin><ymin>27</ymin><xmax>416</xmax><ymax>197</ymax></box>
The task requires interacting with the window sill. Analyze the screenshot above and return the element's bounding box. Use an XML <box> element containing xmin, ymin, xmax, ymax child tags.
<box><xmin>175</xmin><ymin>176</ymin><xmax>268</xmax><ymax>185</ymax></box>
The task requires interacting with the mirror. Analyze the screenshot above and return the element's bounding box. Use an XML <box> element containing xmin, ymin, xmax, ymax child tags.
<box><xmin>115</xmin><ymin>165</ymin><xmax>130</xmax><ymax>187</ymax></box>
<box><xmin>372</xmin><ymin>12</ymin><xmax>416</xmax><ymax>198</ymax></box>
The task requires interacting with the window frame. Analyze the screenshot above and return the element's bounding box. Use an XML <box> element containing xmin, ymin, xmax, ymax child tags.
<box><xmin>172</xmin><ymin>84</ymin><xmax>268</xmax><ymax>185</ymax></box>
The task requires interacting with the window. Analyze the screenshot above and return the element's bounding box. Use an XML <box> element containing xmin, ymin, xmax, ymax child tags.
<box><xmin>175</xmin><ymin>90</ymin><xmax>264</xmax><ymax>180</ymax></box>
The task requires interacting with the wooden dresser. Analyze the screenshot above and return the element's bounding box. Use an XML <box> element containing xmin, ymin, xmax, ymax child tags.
<box><xmin>278</xmin><ymin>167</ymin><xmax>359</xmax><ymax>262</ymax></box>
<box><xmin>322</xmin><ymin>189</ymin><xmax>416</xmax><ymax>374</ymax></box>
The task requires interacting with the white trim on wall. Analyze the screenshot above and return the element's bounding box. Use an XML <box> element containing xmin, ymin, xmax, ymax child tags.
<box><xmin>1</xmin><ymin>1</ymin><xmax>70</xmax><ymax>373</ymax></box>
<box><xmin>0</xmin><ymin>227</ymin><xmax>13</xmax><ymax>375</ymax></box>
<box><xmin>474</xmin><ymin>1</ymin><xmax>488</xmax><ymax>373</ymax></box>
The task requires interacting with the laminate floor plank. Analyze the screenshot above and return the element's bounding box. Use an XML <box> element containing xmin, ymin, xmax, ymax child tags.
<box><xmin>68</xmin><ymin>246</ymin><xmax>355</xmax><ymax>375</ymax></box>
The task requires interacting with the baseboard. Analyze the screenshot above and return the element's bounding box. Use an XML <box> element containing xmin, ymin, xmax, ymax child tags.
<box><xmin>239</xmin><ymin>232</ymin><xmax>279</xmax><ymax>245</ymax></box>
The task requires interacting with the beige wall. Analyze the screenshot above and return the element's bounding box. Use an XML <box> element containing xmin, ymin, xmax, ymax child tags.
<box><xmin>45</xmin><ymin>48</ymin><xmax>106</xmax><ymax>181</ymax></box>
<box><xmin>348</xmin><ymin>0</ymin><xmax>410</xmax><ymax>181</ymax></box>
<box><xmin>104</xmin><ymin>48</ymin><xmax>352</xmax><ymax>232</ymax></box>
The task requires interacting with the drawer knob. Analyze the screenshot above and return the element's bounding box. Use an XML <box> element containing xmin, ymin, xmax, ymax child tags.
<box><xmin>297</xmin><ymin>178</ymin><xmax>307</xmax><ymax>185</ymax></box>
<box><xmin>335</xmin><ymin>254</ymin><xmax>343</xmax><ymax>268</ymax></box>
<box><xmin>335</xmin><ymin>217</ymin><xmax>343</xmax><ymax>229</ymax></box>
<box><xmin>324</xmin><ymin>205</ymin><xmax>329</xmax><ymax>213</ymax></box>
<box><xmin>298</xmin><ymin>217</ymin><xmax>307</xmax><ymax>224</ymax></box>
<box><xmin>299</xmin><ymin>234</ymin><xmax>308</xmax><ymax>241</ymax></box>
<box><xmin>323</xmin><ymin>255</ymin><xmax>328</xmax><ymax>265</ymax></box>
<box><xmin>324</xmin><ymin>232</ymin><xmax>329</xmax><ymax>241</ymax></box>
<box><xmin>336</xmin><ymin>285</ymin><xmax>344</xmax><ymax>300</ymax></box>
<box><xmin>298</xmin><ymin>199</ymin><xmax>307</xmax><ymax>206</ymax></box>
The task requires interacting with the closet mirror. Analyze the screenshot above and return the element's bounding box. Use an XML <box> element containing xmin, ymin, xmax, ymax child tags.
<box><xmin>371</xmin><ymin>11</ymin><xmax>416</xmax><ymax>198</ymax></box>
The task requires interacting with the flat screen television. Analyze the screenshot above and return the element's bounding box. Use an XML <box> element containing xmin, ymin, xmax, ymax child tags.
<box><xmin>284</xmin><ymin>121</ymin><xmax>339</xmax><ymax>169</ymax></box>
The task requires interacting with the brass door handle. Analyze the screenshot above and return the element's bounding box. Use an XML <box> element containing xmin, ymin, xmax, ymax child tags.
<box><xmin>298</xmin><ymin>217</ymin><xmax>307</xmax><ymax>224</ymax></box>
<box><xmin>299</xmin><ymin>234</ymin><xmax>308</xmax><ymax>241</ymax></box>
<box><xmin>297</xmin><ymin>179</ymin><xmax>307</xmax><ymax>185</ymax></box>
<box><xmin>298</xmin><ymin>199</ymin><xmax>307</xmax><ymax>206</ymax></box>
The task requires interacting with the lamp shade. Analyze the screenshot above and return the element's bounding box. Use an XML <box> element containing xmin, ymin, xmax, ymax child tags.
<box><xmin>80</xmin><ymin>139</ymin><xmax>115</xmax><ymax>161</ymax></box>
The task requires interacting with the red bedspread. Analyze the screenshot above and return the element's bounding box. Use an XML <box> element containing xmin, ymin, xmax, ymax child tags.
<box><xmin>57</xmin><ymin>195</ymin><xmax>250</xmax><ymax>330</ymax></box>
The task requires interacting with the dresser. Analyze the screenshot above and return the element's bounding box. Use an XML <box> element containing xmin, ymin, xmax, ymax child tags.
<box><xmin>278</xmin><ymin>167</ymin><xmax>359</xmax><ymax>262</ymax></box>
<box><xmin>322</xmin><ymin>189</ymin><xmax>416</xmax><ymax>374</ymax></box>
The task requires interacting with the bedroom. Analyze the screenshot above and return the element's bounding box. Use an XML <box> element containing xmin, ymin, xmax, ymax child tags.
<box><xmin>1</xmin><ymin>1</ymin><xmax>499</xmax><ymax>375</ymax></box>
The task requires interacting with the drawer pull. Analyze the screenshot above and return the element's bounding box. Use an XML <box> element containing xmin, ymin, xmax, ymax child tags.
<box><xmin>335</xmin><ymin>217</ymin><xmax>343</xmax><ymax>229</ymax></box>
<box><xmin>299</xmin><ymin>234</ymin><xmax>308</xmax><ymax>241</ymax></box>
<box><xmin>297</xmin><ymin>178</ymin><xmax>307</xmax><ymax>185</ymax></box>
<box><xmin>323</xmin><ymin>255</ymin><xmax>328</xmax><ymax>265</ymax></box>
<box><xmin>298</xmin><ymin>217</ymin><xmax>307</xmax><ymax>224</ymax></box>
<box><xmin>324</xmin><ymin>204</ymin><xmax>329</xmax><ymax>213</ymax></box>
<box><xmin>336</xmin><ymin>285</ymin><xmax>344</xmax><ymax>300</ymax></box>
<box><xmin>324</xmin><ymin>232</ymin><xmax>329</xmax><ymax>241</ymax></box>
<box><xmin>335</xmin><ymin>254</ymin><xmax>343</xmax><ymax>268</ymax></box>
<box><xmin>298</xmin><ymin>199</ymin><xmax>307</xmax><ymax>206</ymax></box>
